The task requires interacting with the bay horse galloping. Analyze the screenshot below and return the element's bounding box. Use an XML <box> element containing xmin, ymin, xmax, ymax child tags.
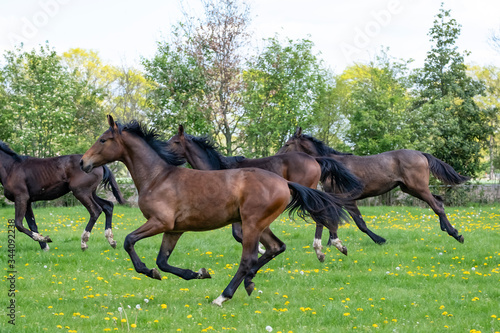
<box><xmin>278</xmin><ymin>128</ymin><xmax>469</xmax><ymax>245</ymax></box>
<box><xmin>0</xmin><ymin>140</ymin><xmax>125</xmax><ymax>251</ymax></box>
<box><xmin>80</xmin><ymin>116</ymin><xmax>348</xmax><ymax>306</ymax></box>
<box><xmin>166</xmin><ymin>125</ymin><xmax>362</xmax><ymax>261</ymax></box>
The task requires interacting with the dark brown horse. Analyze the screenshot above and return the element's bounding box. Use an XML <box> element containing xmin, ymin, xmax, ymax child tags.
<box><xmin>80</xmin><ymin>116</ymin><xmax>348</xmax><ymax>306</ymax></box>
<box><xmin>0</xmin><ymin>140</ymin><xmax>124</xmax><ymax>251</ymax></box>
<box><xmin>166</xmin><ymin>125</ymin><xmax>362</xmax><ymax>261</ymax></box>
<box><xmin>278</xmin><ymin>128</ymin><xmax>470</xmax><ymax>245</ymax></box>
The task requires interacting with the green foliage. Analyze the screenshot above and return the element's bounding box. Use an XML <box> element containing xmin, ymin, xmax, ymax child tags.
<box><xmin>241</xmin><ymin>36</ymin><xmax>327</xmax><ymax>157</ymax></box>
<box><xmin>0</xmin><ymin>44</ymin><xmax>106</xmax><ymax>156</ymax></box>
<box><xmin>142</xmin><ymin>41</ymin><xmax>212</xmax><ymax>137</ymax></box>
<box><xmin>411</xmin><ymin>6</ymin><xmax>492</xmax><ymax>177</ymax></box>
<box><xmin>339</xmin><ymin>51</ymin><xmax>413</xmax><ymax>155</ymax></box>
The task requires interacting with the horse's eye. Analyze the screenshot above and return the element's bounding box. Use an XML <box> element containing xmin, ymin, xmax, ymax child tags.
<box><xmin>100</xmin><ymin>139</ymin><xmax>106</xmax><ymax>144</ymax></box>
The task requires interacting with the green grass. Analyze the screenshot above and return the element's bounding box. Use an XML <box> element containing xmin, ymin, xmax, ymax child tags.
<box><xmin>1</xmin><ymin>205</ymin><xmax>499</xmax><ymax>333</ymax></box>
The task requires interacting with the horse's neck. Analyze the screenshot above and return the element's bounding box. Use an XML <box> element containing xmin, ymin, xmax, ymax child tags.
<box><xmin>121</xmin><ymin>137</ymin><xmax>174</xmax><ymax>192</ymax></box>
<box><xmin>185</xmin><ymin>141</ymin><xmax>222</xmax><ymax>170</ymax></box>
<box><xmin>0</xmin><ymin>152</ymin><xmax>16</xmax><ymax>184</ymax></box>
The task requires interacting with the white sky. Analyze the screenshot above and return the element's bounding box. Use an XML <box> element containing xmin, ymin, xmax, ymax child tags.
<box><xmin>1</xmin><ymin>0</ymin><xmax>499</xmax><ymax>73</ymax></box>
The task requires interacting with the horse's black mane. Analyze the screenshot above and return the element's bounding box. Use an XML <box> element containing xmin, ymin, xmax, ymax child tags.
<box><xmin>0</xmin><ymin>140</ymin><xmax>25</xmax><ymax>162</ymax></box>
<box><xmin>118</xmin><ymin>121</ymin><xmax>186</xmax><ymax>166</ymax></box>
<box><xmin>300</xmin><ymin>134</ymin><xmax>353</xmax><ymax>156</ymax></box>
<box><xmin>190</xmin><ymin>135</ymin><xmax>245</xmax><ymax>169</ymax></box>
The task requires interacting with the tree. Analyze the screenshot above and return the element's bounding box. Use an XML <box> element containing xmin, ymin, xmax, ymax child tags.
<box><xmin>144</xmin><ymin>0</ymin><xmax>251</xmax><ymax>155</ymax></box>
<box><xmin>468</xmin><ymin>65</ymin><xmax>500</xmax><ymax>179</ymax></box>
<box><xmin>338</xmin><ymin>51</ymin><xmax>413</xmax><ymax>155</ymax></box>
<box><xmin>411</xmin><ymin>6</ymin><xmax>491</xmax><ymax>177</ymax></box>
<box><xmin>241</xmin><ymin>36</ymin><xmax>327</xmax><ymax>157</ymax></box>
<box><xmin>1</xmin><ymin>44</ymin><xmax>93</xmax><ymax>156</ymax></box>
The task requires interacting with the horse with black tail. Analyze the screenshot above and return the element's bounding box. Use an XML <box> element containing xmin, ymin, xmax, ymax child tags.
<box><xmin>0</xmin><ymin>140</ymin><xmax>125</xmax><ymax>251</ymax></box>
<box><xmin>278</xmin><ymin>127</ymin><xmax>470</xmax><ymax>245</ymax></box>
<box><xmin>80</xmin><ymin>116</ymin><xmax>349</xmax><ymax>306</ymax></box>
<box><xmin>166</xmin><ymin>125</ymin><xmax>362</xmax><ymax>261</ymax></box>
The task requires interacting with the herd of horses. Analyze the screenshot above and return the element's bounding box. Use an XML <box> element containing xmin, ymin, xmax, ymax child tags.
<box><xmin>0</xmin><ymin>115</ymin><xmax>469</xmax><ymax>306</ymax></box>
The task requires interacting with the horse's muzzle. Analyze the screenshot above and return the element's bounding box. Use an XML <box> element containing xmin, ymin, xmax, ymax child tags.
<box><xmin>79</xmin><ymin>158</ymin><xmax>93</xmax><ymax>173</ymax></box>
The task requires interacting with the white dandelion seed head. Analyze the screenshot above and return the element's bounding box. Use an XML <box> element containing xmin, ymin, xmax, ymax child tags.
<box><xmin>144</xmin><ymin>299</ymin><xmax>149</xmax><ymax>303</ymax></box>
<box><xmin>471</xmin><ymin>267</ymin><xmax>475</xmax><ymax>271</ymax></box>
<box><xmin>266</xmin><ymin>326</ymin><xmax>273</xmax><ymax>332</ymax></box>
<box><xmin>396</xmin><ymin>267</ymin><xmax>400</xmax><ymax>270</ymax></box>
<box><xmin>44</xmin><ymin>265</ymin><xmax>47</xmax><ymax>268</ymax></box>
<box><xmin>386</xmin><ymin>271</ymin><xmax>390</xmax><ymax>274</ymax></box>
<box><xmin>118</xmin><ymin>307</ymin><xmax>123</xmax><ymax>313</ymax></box>
<box><xmin>136</xmin><ymin>304</ymin><xmax>141</xmax><ymax>310</ymax></box>
<box><xmin>258</xmin><ymin>290</ymin><xmax>263</xmax><ymax>294</ymax></box>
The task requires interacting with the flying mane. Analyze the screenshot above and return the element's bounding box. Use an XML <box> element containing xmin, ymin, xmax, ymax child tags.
<box><xmin>300</xmin><ymin>134</ymin><xmax>352</xmax><ymax>156</ymax></box>
<box><xmin>190</xmin><ymin>135</ymin><xmax>245</xmax><ymax>169</ymax></box>
<box><xmin>118</xmin><ymin>121</ymin><xmax>186</xmax><ymax>167</ymax></box>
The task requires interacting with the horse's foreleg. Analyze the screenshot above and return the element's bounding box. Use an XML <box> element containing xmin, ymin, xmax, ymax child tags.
<box><xmin>313</xmin><ymin>224</ymin><xmax>325</xmax><ymax>262</ymax></box>
<box><xmin>14</xmin><ymin>198</ymin><xmax>52</xmax><ymax>244</ymax></box>
<box><xmin>124</xmin><ymin>218</ymin><xmax>166</xmax><ymax>280</ymax></box>
<box><xmin>25</xmin><ymin>205</ymin><xmax>49</xmax><ymax>251</ymax></box>
<box><xmin>347</xmin><ymin>203</ymin><xmax>387</xmax><ymax>245</ymax></box>
<box><xmin>94</xmin><ymin>195</ymin><xmax>117</xmax><ymax>248</ymax></box>
<box><xmin>156</xmin><ymin>232</ymin><xmax>211</xmax><ymax>280</ymax></box>
<box><xmin>243</xmin><ymin>227</ymin><xmax>286</xmax><ymax>295</ymax></box>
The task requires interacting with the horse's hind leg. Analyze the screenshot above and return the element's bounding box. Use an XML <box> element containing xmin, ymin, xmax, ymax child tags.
<box><xmin>156</xmin><ymin>232</ymin><xmax>211</xmax><ymax>280</ymax></box>
<box><xmin>25</xmin><ymin>205</ymin><xmax>49</xmax><ymax>251</ymax></box>
<box><xmin>94</xmin><ymin>194</ymin><xmax>117</xmax><ymax>248</ymax></box>
<box><xmin>327</xmin><ymin>222</ymin><xmax>348</xmax><ymax>256</ymax></box>
<box><xmin>212</xmin><ymin>223</ymin><xmax>262</xmax><ymax>307</ymax></box>
<box><xmin>400</xmin><ymin>185</ymin><xmax>463</xmax><ymax>243</ymax></box>
<box><xmin>313</xmin><ymin>224</ymin><xmax>326</xmax><ymax>262</ymax></box>
<box><xmin>243</xmin><ymin>227</ymin><xmax>286</xmax><ymax>295</ymax></box>
<box><xmin>346</xmin><ymin>202</ymin><xmax>387</xmax><ymax>245</ymax></box>
<box><xmin>73</xmin><ymin>191</ymin><xmax>102</xmax><ymax>250</ymax></box>
<box><xmin>124</xmin><ymin>218</ymin><xmax>167</xmax><ymax>280</ymax></box>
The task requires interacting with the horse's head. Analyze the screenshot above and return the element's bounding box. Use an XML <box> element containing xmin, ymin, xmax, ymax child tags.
<box><xmin>165</xmin><ymin>125</ymin><xmax>188</xmax><ymax>158</ymax></box>
<box><xmin>80</xmin><ymin>115</ymin><xmax>124</xmax><ymax>173</ymax></box>
<box><xmin>278</xmin><ymin>127</ymin><xmax>319</xmax><ymax>156</ymax></box>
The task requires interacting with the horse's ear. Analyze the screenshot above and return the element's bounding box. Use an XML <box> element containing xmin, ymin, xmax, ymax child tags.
<box><xmin>107</xmin><ymin>115</ymin><xmax>118</xmax><ymax>132</ymax></box>
<box><xmin>178</xmin><ymin>124</ymin><xmax>184</xmax><ymax>137</ymax></box>
<box><xmin>294</xmin><ymin>126</ymin><xmax>302</xmax><ymax>137</ymax></box>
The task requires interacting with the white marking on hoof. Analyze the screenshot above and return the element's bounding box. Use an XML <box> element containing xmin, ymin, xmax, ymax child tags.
<box><xmin>313</xmin><ymin>238</ymin><xmax>323</xmax><ymax>251</ymax></box>
<box><xmin>332</xmin><ymin>238</ymin><xmax>344</xmax><ymax>252</ymax></box>
<box><xmin>313</xmin><ymin>238</ymin><xmax>325</xmax><ymax>261</ymax></box>
<box><xmin>81</xmin><ymin>231</ymin><xmax>90</xmax><ymax>250</ymax></box>
<box><xmin>212</xmin><ymin>295</ymin><xmax>229</xmax><ymax>307</ymax></box>
<box><xmin>258</xmin><ymin>244</ymin><xmax>266</xmax><ymax>255</ymax></box>
<box><xmin>43</xmin><ymin>244</ymin><xmax>50</xmax><ymax>252</ymax></box>
<box><xmin>32</xmin><ymin>232</ymin><xmax>45</xmax><ymax>242</ymax></box>
<box><xmin>105</xmin><ymin>228</ymin><xmax>117</xmax><ymax>248</ymax></box>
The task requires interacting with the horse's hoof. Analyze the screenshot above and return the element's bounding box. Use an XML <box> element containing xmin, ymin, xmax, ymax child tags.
<box><xmin>151</xmin><ymin>268</ymin><xmax>162</xmax><ymax>280</ymax></box>
<box><xmin>376</xmin><ymin>238</ymin><xmax>387</xmax><ymax>245</ymax></box>
<box><xmin>45</xmin><ymin>236</ymin><xmax>52</xmax><ymax>243</ymax></box>
<box><xmin>245</xmin><ymin>282</ymin><xmax>255</xmax><ymax>296</ymax></box>
<box><xmin>341</xmin><ymin>247</ymin><xmax>348</xmax><ymax>256</ymax></box>
<box><xmin>457</xmin><ymin>235</ymin><xmax>464</xmax><ymax>243</ymax></box>
<box><xmin>212</xmin><ymin>295</ymin><xmax>229</xmax><ymax>307</ymax></box>
<box><xmin>81</xmin><ymin>244</ymin><xmax>88</xmax><ymax>251</ymax></box>
<box><xmin>317</xmin><ymin>253</ymin><xmax>325</xmax><ymax>262</ymax></box>
<box><xmin>197</xmin><ymin>268</ymin><xmax>211</xmax><ymax>279</ymax></box>
<box><xmin>110</xmin><ymin>240</ymin><xmax>117</xmax><ymax>249</ymax></box>
<box><xmin>42</xmin><ymin>244</ymin><xmax>50</xmax><ymax>252</ymax></box>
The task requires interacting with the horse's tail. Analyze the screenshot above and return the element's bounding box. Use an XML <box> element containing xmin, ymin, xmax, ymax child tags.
<box><xmin>422</xmin><ymin>153</ymin><xmax>470</xmax><ymax>185</ymax></box>
<box><xmin>101</xmin><ymin>166</ymin><xmax>126</xmax><ymax>204</ymax></box>
<box><xmin>315</xmin><ymin>157</ymin><xmax>363</xmax><ymax>195</ymax></box>
<box><xmin>286</xmin><ymin>182</ymin><xmax>348</xmax><ymax>230</ymax></box>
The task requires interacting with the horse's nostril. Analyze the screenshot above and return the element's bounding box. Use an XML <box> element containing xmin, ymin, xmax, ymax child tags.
<box><xmin>79</xmin><ymin>159</ymin><xmax>83</xmax><ymax>167</ymax></box>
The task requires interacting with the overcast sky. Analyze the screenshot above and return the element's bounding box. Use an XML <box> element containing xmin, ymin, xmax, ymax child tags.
<box><xmin>1</xmin><ymin>0</ymin><xmax>499</xmax><ymax>73</ymax></box>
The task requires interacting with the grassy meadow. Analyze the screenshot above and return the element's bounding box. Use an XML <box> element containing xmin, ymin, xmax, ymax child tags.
<box><xmin>0</xmin><ymin>204</ymin><xmax>499</xmax><ymax>333</ymax></box>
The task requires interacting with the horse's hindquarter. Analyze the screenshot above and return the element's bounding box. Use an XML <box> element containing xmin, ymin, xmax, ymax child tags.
<box><xmin>337</xmin><ymin>151</ymin><xmax>417</xmax><ymax>198</ymax></box>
